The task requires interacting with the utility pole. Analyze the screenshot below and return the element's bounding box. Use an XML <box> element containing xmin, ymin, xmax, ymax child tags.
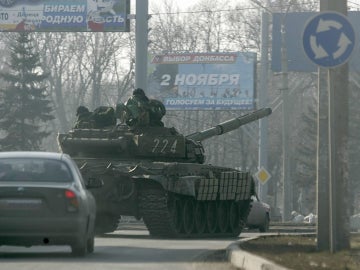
<box><xmin>258</xmin><ymin>8</ymin><xmax>270</xmax><ymax>202</ymax></box>
<box><xmin>281</xmin><ymin>21</ymin><xmax>292</xmax><ymax>222</ymax></box>
<box><xmin>318</xmin><ymin>0</ymin><xmax>350</xmax><ymax>252</ymax></box>
<box><xmin>135</xmin><ymin>0</ymin><xmax>149</xmax><ymax>91</ymax></box>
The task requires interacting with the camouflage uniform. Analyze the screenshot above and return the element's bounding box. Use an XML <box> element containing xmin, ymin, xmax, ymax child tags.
<box><xmin>92</xmin><ymin>106</ymin><xmax>116</xmax><ymax>128</ymax></box>
<box><xmin>74</xmin><ymin>106</ymin><xmax>93</xmax><ymax>129</ymax></box>
<box><xmin>148</xmin><ymin>99</ymin><xmax>166</xmax><ymax>127</ymax></box>
<box><xmin>124</xmin><ymin>88</ymin><xmax>150</xmax><ymax>127</ymax></box>
<box><xmin>117</xmin><ymin>89</ymin><xmax>166</xmax><ymax>128</ymax></box>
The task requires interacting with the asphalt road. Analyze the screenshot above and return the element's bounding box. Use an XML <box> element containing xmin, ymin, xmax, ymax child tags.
<box><xmin>0</xmin><ymin>227</ymin><xmax>243</xmax><ymax>270</ymax></box>
<box><xmin>0</xmin><ymin>222</ymin><xmax>315</xmax><ymax>270</ymax></box>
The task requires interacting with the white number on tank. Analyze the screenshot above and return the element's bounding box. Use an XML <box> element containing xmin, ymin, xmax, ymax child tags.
<box><xmin>160</xmin><ymin>139</ymin><xmax>169</xmax><ymax>152</ymax></box>
<box><xmin>170</xmin><ymin>140</ymin><xmax>177</xmax><ymax>153</ymax></box>
<box><xmin>152</xmin><ymin>139</ymin><xmax>160</xmax><ymax>152</ymax></box>
<box><xmin>152</xmin><ymin>138</ymin><xmax>178</xmax><ymax>153</ymax></box>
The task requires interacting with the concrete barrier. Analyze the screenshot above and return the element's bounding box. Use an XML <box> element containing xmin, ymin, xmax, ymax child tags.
<box><xmin>227</xmin><ymin>242</ymin><xmax>291</xmax><ymax>270</ymax></box>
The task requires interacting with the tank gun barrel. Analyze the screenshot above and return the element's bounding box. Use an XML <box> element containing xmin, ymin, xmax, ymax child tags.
<box><xmin>186</xmin><ymin>108</ymin><xmax>272</xmax><ymax>142</ymax></box>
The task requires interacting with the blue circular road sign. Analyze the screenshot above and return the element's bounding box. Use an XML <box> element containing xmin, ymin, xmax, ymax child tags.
<box><xmin>303</xmin><ymin>11</ymin><xmax>355</xmax><ymax>68</ymax></box>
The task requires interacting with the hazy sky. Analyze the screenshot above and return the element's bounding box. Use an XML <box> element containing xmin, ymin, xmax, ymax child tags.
<box><xmin>130</xmin><ymin>0</ymin><xmax>241</xmax><ymax>13</ymax></box>
<box><xmin>169</xmin><ymin>0</ymin><xmax>200</xmax><ymax>10</ymax></box>
<box><xmin>151</xmin><ymin>0</ymin><xmax>201</xmax><ymax>11</ymax></box>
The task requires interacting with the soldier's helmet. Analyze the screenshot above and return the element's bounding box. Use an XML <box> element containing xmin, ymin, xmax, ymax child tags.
<box><xmin>76</xmin><ymin>105</ymin><xmax>89</xmax><ymax>116</ymax></box>
<box><xmin>149</xmin><ymin>99</ymin><xmax>166</xmax><ymax>118</ymax></box>
<box><xmin>133</xmin><ymin>88</ymin><xmax>145</xmax><ymax>96</ymax></box>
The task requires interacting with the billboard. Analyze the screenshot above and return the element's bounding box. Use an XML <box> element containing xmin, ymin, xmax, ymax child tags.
<box><xmin>0</xmin><ymin>0</ymin><xmax>130</xmax><ymax>32</ymax></box>
<box><xmin>147</xmin><ymin>52</ymin><xmax>256</xmax><ymax>111</ymax></box>
<box><xmin>272</xmin><ymin>12</ymin><xmax>360</xmax><ymax>72</ymax></box>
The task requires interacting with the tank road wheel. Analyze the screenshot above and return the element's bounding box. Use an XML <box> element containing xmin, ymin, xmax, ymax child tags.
<box><xmin>140</xmin><ymin>184</ymin><xmax>185</xmax><ymax>237</ymax></box>
<box><xmin>194</xmin><ymin>201</ymin><xmax>206</xmax><ymax>234</ymax></box>
<box><xmin>206</xmin><ymin>201</ymin><xmax>217</xmax><ymax>234</ymax></box>
<box><xmin>183</xmin><ymin>198</ymin><xmax>195</xmax><ymax>235</ymax></box>
<box><xmin>217</xmin><ymin>201</ymin><xmax>229</xmax><ymax>233</ymax></box>
<box><xmin>229</xmin><ymin>201</ymin><xmax>241</xmax><ymax>236</ymax></box>
<box><xmin>168</xmin><ymin>197</ymin><xmax>183</xmax><ymax>234</ymax></box>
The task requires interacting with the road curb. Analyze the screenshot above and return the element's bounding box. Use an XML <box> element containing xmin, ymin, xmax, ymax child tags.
<box><xmin>226</xmin><ymin>237</ymin><xmax>291</xmax><ymax>270</ymax></box>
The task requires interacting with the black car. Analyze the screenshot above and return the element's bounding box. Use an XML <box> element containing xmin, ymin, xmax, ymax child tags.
<box><xmin>0</xmin><ymin>151</ymin><xmax>102</xmax><ymax>256</ymax></box>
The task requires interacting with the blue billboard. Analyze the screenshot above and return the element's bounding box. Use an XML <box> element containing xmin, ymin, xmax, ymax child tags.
<box><xmin>0</xmin><ymin>0</ymin><xmax>130</xmax><ymax>32</ymax></box>
<box><xmin>272</xmin><ymin>12</ymin><xmax>360</xmax><ymax>72</ymax></box>
<box><xmin>147</xmin><ymin>52</ymin><xmax>256</xmax><ymax>111</ymax></box>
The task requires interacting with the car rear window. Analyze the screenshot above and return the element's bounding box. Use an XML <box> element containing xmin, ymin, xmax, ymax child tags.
<box><xmin>0</xmin><ymin>158</ymin><xmax>72</xmax><ymax>182</ymax></box>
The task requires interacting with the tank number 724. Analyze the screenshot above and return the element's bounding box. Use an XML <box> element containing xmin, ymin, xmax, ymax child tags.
<box><xmin>152</xmin><ymin>139</ymin><xmax>178</xmax><ymax>153</ymax></box>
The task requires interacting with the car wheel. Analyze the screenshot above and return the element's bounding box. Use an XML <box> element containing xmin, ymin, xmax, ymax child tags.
<box><xmin>71</xmin><ymin>240</ymin><xmax>87</xmax><ymax>257</ymax></box>
<box><xmin>87</xmin><ymin>234</ymin><xmax>95</xmax><ymax>253</ymax></box>
<box><xmin>259</xmin><ymin>214</ymin><xmax>270</xmax><ymax>232</ymax></box>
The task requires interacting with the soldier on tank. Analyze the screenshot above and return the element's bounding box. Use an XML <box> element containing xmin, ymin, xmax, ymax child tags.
<box><xmin>123</xmin><ymin>88</ymin><xmax>150</xmax><ymax>127</ymax></box>
<box><xmin>92</xmin><ymin>106</ymin><xmax>117</xmax><ymax>128</ymax></box>
<box><xmin>115</xmin><ymin>103</ymin><xmax>129</xmax><ymax>124</ymax></box>
<box><xmin>148</xmin><ymin>99</ymin><xmax>166</xmax><ymax>127</ymax></box>
<box><xmin>116</xmin><ymin>88</ymin><xmax>166</xmax><ymax>128</ymax></box>
<box><xmin>74</xmin><ymin>106</ymin><xmax>93</xmax><ymax>129</ymax></box>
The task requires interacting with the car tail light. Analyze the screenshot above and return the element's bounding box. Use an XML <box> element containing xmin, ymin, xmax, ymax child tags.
<box><xmin>65</xmin><ymin>189</ymin><xmax>79</xmax><ymax>212</ymax></box>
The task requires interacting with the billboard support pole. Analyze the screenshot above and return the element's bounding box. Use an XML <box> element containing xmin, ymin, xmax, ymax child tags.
<box><xmin>318</xmin><ymin>0</ymin><xmax>350</xmax><ymax>253</ymax></box>
<box><xmin>317</xmin><ymin>66</ymin><xmax>330</xmax><ymax>251</ymax></box>
<box><xmin>281</xmin><ymin>21</ymin><xmax>292</xmax><ymax>222</ymax></box>
<box><xmin>258</xmin><ymin>10</ymin><xmax>270</xmax><ymax>202</ymax></box>
<box><xmin>135</xmin><ymin>0</ymin><xmax>148</xmax><ymax>91</ymax></box>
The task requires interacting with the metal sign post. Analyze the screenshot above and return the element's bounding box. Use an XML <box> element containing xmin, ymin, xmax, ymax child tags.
<box><xmin>304</xmin><ymin>0</ymin><xmax>353</xmax><ymax>252</ymax></box>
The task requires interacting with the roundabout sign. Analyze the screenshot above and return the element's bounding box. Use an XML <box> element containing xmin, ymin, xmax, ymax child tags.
<box><xmin>302</xmin><ymin>11</ymin><xmax>355</xmax><ymax>68</ymax></box>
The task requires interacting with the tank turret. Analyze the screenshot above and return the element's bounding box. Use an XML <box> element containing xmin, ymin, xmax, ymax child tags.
<box><xmin>57</xmin><ymin>107</ymin><xmax>272</xmax><ymax>238</ymax></box>
<box><xmin>58</xmin><ymin>108</ymin><xmax>271</xmax><ymax>164</ymax></box>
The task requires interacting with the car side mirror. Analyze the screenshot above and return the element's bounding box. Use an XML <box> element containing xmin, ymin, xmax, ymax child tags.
<box><xmin>86</xmin><ymin>177</ymin><xmax>104</xmax><ymax>189</ymax></box>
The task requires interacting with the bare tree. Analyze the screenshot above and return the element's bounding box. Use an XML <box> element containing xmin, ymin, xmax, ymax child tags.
<box><xmin>31</xmin><ymin>32</ymin><xmax>134</xmax><ymax>133</ymax></box>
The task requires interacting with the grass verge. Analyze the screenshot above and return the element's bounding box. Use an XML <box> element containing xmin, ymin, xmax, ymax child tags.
<box><xmin>240</xmin><ymin>234</ymin><xmax>360</xmax><ymax>270</ymax></box>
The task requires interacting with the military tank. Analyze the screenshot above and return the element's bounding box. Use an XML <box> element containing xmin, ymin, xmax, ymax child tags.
<box><xmin>58</xmin><ymin>107</ymin><xmax>272</xmax><ymax>238</ymax></box>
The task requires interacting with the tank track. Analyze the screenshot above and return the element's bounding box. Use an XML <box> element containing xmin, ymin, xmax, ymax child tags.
<box><xmin>139</xmin><ymin>182</ymin><xmax>251</xmax><ymax>238</ymax></box>
<box><xmin>95</xmin><ymin>214</ymin><xmax>120</xmax><ymax>234</ymax></box>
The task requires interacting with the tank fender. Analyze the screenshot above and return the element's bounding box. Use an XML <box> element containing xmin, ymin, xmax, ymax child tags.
<box><xmin>168</xmin><ymin>176</ymin><xmax>199</xmax><ymax>197</ymax></box>
<box><xmin>128</xmin><ymin>164</ymin><xmax>153</xmax><ymax>175</ymax></box>
<box><xmin>132</xmin><ymin>174</ymin><xmax>199</xmax><ymax>197</ymax></box>
<box><xmin>133</xmin><ymin>175</ymin><xmax>167</xmax><ymax>190</ymax></box>
<box><xmin>127</xmin><ymin>164</ymin><xmax>200</xmax><ymax>196</ymax></box>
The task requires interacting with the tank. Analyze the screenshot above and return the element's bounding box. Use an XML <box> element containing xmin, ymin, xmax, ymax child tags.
<box><xmin>57</xmin><ymin>107</ymin><xmax>272</xmax><ymax>238</ymax></box>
